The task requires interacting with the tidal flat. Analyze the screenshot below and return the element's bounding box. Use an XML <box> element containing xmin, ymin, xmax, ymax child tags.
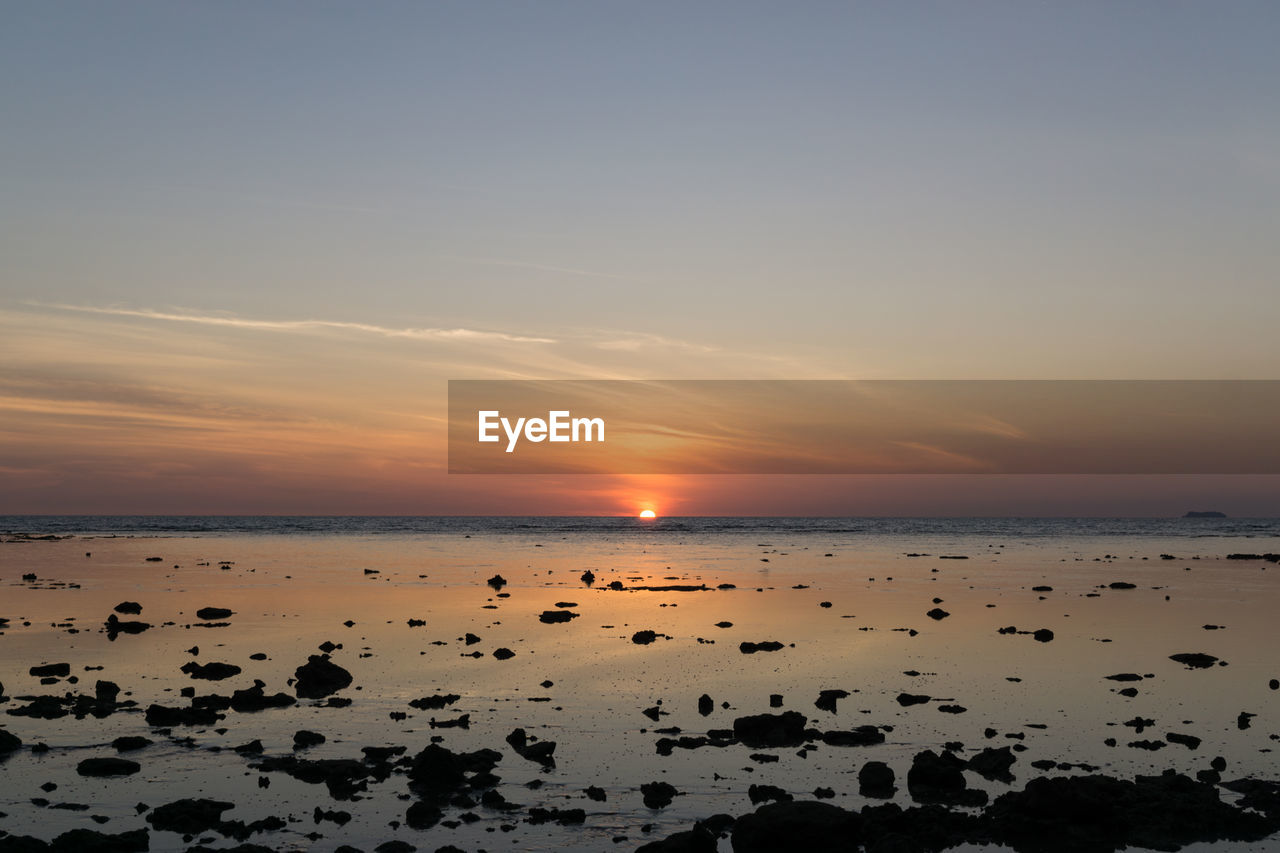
<box><xmin>1</xmin><ymin>518</ymin><xmax>1279</xmax><ymax>852</ymax></box>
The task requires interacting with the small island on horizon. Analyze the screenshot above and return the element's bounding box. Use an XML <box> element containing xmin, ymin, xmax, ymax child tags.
<box><xmin>1184</xmin><ymin>510</ymin><xmax>1227</xmax><ymax>518</ymax></box>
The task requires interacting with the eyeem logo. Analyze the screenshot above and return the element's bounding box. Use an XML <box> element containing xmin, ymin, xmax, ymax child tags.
<box><xmin>478</xmin><ymin>410</ymin><xmax>605</xmax><ymax>453</ymax></box>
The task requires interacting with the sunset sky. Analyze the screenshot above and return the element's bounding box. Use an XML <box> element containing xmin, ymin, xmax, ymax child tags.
<box><xmin>2</xmin><ymin>3</ymin><xmax>1278</xmax><ymax>515</ymax></box>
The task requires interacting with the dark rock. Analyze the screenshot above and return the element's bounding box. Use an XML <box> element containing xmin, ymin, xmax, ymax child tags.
<box><xmin>492</xmin><ymin>647</ymin><xmax>515</xmax><ymax>660</ymax></box>
<box><xmin>111</xmin><ymin>737</ymin><xmax>152</xmax><ymax>752</ymax></box>
<box><xmin>968</xmin><ymin>746</ymin><xmax>1016</xmax><ymax>782</ymax></box>
<box><xmin>1109</xmin><ymin>582</ymin><xmax>1137</xmax><ymax>589</ymax></box>
<box><xmin>294</xmin><ymin>655</ymin><xmax>353</xmax><ymax>698</ymax></box>
<box><xmin>195</xmin><ymin>607</ymin><xmax>233</xmax><ymax>620</ymax></box>
<box><xmin>1167</xmin><ymin>732</ymin><xmax>1202</xmax><ymax>749</ymax></box>
<box><xmin>487</xmin><ymin>574</ymin><xmax>507</xmax><ymax>589</ymax></box>
<box><xmin>732</xmin><ymin>801</ymin><xmax>861</xmax><ymax>852</ymax></box>
<box><xmin>94</xmin><ymin>680</ymin><xmax>121</xmax><ymax>702</ymax></box>
<box><xmin>814</xmin><ymin>689</ymin><xmax>848</xmax><ymax>713</ymax></box>
<box><xmin>632</xmin><ymin>630</ymin><xmax>658</xmax><ymax>645</ymax></box>
<box><xmin>697</xmin><ymin>694</ymin><xmax>713</xmax><ymax>716</ymax></box>
<box><xmin>859</xmin><ymin>761</ymin><xmax>896</xmax><ymax>798</ymax></box>
<box><xmin>409</xmin><ymin>694</ymin><xmax>461</xmax><ymax>710</ymax></box>
<box><xmin>405</xmin><ymin>800</ymin><xmax>442</xmax><ymax>829</ymax></box>
<box><xmin>0</xmin><ymin>728</ymin><xmax>22</xmax><ymax>754</ymax></box>
<box><xmin>739</xmin><ymin>641</ymin><xmax>784</xmax><ymax>654</ymax></box>
<box><xmin>1170</xmin><ymin>653</ymin><xmax>1220</xmax><ymax>669</ymax></box>
<box><xmin>748</xmin><ymin>783</ymin><xmax>792</xmax><ymax>804</ymax></box>
<box><xmin>926</xmin><ymin>608</ymin><xmax>950</xmax><ymax>620</ymax></box>
<box><xmin>635</xmin><ymin>824</ymin><xmax>718</xmax><ymax>852</ymax></box>
<box><xmin>820</xmin><ymin>726</ymin><xmax>885</xmax><ymax>747</ymax></box>
<box><xmin>733</xmin><ymin>711</ymin><xmax>808</xmax><ymax>748</ymax></box>
<box><xmin>580</xmin><ymin>570</ymin><xmax>595</xmax><ymax>585</ymax></box>
<box><xmin>114</xmin><ymin>602</ymin><xmax>142</xmax><ymax>615</ymax></box>
<box><xmin>1105</xmin><ymin>673</ymin><xmax>1143</xmax><ymax>682</ymax></box>
<box><xmin>585</xmin><ymin>785</ymin><xmax>607</xmax><ymax>801</ymax></box>
<box><xmin>907</xmin><ymin>750</ymin><xmax>983</xmax><ymax>805</ymax></box>
<box><xmin>641</xmin><ymin>781</ymin><xmax>679</xmax><ymax>808</ymax></box>
<box><xmin>538</xmin><ymin>610</ymin><xmax>578</xmax><ymax>624</ymax></box>
<box><xmin>253</xmin><ymin>756</ymin><xmax>374</xmax><ymax>800</ymax></box>
<box><xmin>294</xmin><ymin>730</ymin><xmax>326</xmax><ymax>749</ymax></box>
<box><xmin>29</xmin><ymin>663</ymin><xmax>70</xmax><ymax>678</ymax></box>
<box><xmin>105</xmin><ymin>615</ymin><xmax>151</xmax><ymax>637</ymax></box>
<box><xmin>77</xmin><ymin>758</ymin><xmax>140</xmax><ymax>777</ymax></box>
<box><xmin>144</xmin><ymin>703</ymin><xmax>222</xmax><ymax>727</ymax></box>
<box><xmin>1033</xmin><ymin>628</ymin><xmax>1054</xmax><ymax>643</ymax></box>
<box><xmin>49</xmin><ymin>828</ymin><xmax>149</xmax><ymax>852</ymax></box>
<box><xmin>180</xmin><ymin>661</ymin><xmax>241</xmax><ymax>681</ymax></box>
<box><xmin>896</xmin><ymin>693</ymin><xmax>930</xmax><ymax>707</ymax></box>
<box><xmin>145</xmin><ymin>798</ymin><xmax>233</xmax><ymax>833</ymax></box>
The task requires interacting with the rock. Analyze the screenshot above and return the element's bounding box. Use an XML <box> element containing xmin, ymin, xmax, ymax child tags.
<box><xmin>253</xmin><ymin>755</ymin><xmax>375</xmax><ymax>800</ymax></box>
<box><xmin>294</xmin><ymin>655</ymin><xmax>353</xmax><ymax>698</ymax></box>
<box><xmin>1033</xmin><ymin>628</ymin><xmax>1054</xmax><ymax>643</ymax></box>
<box><xmin>144</xmin><ymin>703</ymin><xmax>222</xmax><ymax>727</ymax></box>
<box><xmin>820</xmin><ymin>727</ymin><xmax>885</xmax><ymax>747</ymax></box>
<box><xmin>635</xmin><ymin>824</ymin><xmax>718</xmax><ymax>852</ymax></box>
<box><xmin>105</xmin><ymin>614</ymin><xmax>151</xmax><ymax>637</ymax></box>
<box><xmin>698</xmin><ymin>694</ymin><xmax>714</xmax><ymax>716</ymax></box>
<box><xmin>492</xmin><ymin>647</ymin><xmax>515</xmax><ymax>660</ymax></box>
<box><xmin>506</xmin><ymin>728</ymin><xmax>556</xmax><ymax>766</ymax></box>
<box><xmin>195</xmin><ymin>607</ymin><xmax>233</xmax><ymax>620</ymax></box>
<box><xmin>77</xmin><ymin>757</ymin><xmax>141</xmax><ymax>777</ymax></box>
<box><xmin>487</xmin><ymin>574</ymin><xmax>507</xmax><ymax>589</ymax></box>
<box><xmin>49</xmin><ymin>828</ymin><xmax>149</xmax><ymax>852</ymax></box>
<box><xmin>968</xmin><ymin>746</ymin><xmax>1016</xmax><ymax>782</ymax></box>
<box><xmin>114</xmin><ymin>602</ymin><xmax>143</xmax><ymax>615</ymax></box>
<box><xmin>732</xmin><ymin>801</ymin><xmax>861</xmax><ymax>852</ymax></box>
<box><xmin>229</xmin><ymin>681</ymin><xmax>296</xmax><ymax>711</ymax></box>
<box><xmin>145</xmin><ymin>798</ymin><xmax>234</xmax><ymax>833</ymax></box>
<box><xmin>1105</xmin><ymin>673</ymin><xmax>1143</xmax><ymax>682</ymax></box>
<box><xmin>641</xmin><ymin>781</ymin><xmax>679</xmax><ymax>808</ymax></box>
<box><xmin>1170</xmin><ymin>653</ymin><xmax>1220</xmax><ymax>669</ymax></box>
<box><xmin>926</xmin><ymin>608</ymin><xmax>950</xmax><ymax>620</ymax></box>
<box><xmin>580</xmin><ymin>570</ymin><xmax>595</xmax><ymax>585</ymax></box>
<box><xmin>29</xmin><ymin>663</ymin><xmax>70</xmax><ymax>678</ymax></box>
<box><xmin>94</xmin><ymin>680</ymin><xmax>121</xmax><ymax>702</ymax></box>
<box><xmin>0</xmin><ymin>728</ymin><xmax>22</xmax><ymax>754</ymax></box>
<box><xmin>1167</xmin><ymin>732</ymin><xmax>1202</xmax><ymax>749</ymax></box>
<box><xmin>739</xmin><ymin>641</ymin><xmax>784</xmax><ymax>654</ymax></box>
<box><xmin>896</xmin><ymin>693</ymin><xmax>930</xmax><ymax>707</ymax></box>
<box><xmin>907</xmin><ymin>750</ymin><xmax>982</xmax><ymax>805</ymax></box>
<box><xmin>859</xmin><ymin>761</ymin><xmax>896</xmax><ymax>797</ymax></box>
<box><xmin>984</xmin><ymin>771</ymin><xmax>1279</xmax><ymax>851</ymax></box>
<box><xmin>294</xmin><ymin>730</ymin><xmax>326</xmax><ymax>749</ymax></box>
<box><xmin>111</xmin><ymin>737</ymin><xmax>152</xmax><ymax>752</ymax></box>
<box><xmin>814</xmin><ymin>689</ymin><xmax>849</xmax><ymax>713</ymax></box>
<box><xmin>748</xmin><ymin>783</ymin><xmax>792</xmax><ymax>804</ymax></box>
<box><xmin>180</xmin><ymin>661</ymin><xmax>241</xmax><ymax>681</ymax></box>
<box><xmin>632</xmin><ymin>630</ymin><xmax>658</xmax><ymax>645</ymax></box>
<box><xmin>733</xmin><ymin>711</ymin><xmax>807</xmax><ymax>748</ymax></box>
<box><xmin>585</xmin><ymin>785</ymin><xmax>607</xmax><ymax>801</ymax></box>
<box><xmin>1109</xmin><ymin>582</ymin><xmax>1137</xmax><ymax>589</ymax></box>
<box><xmin>405</xmin><ymin>800</ymin><xmax>442</xmax><ymax>830</ymax></box>
<box><xmin>538</xmin><ymin>610</ymin><xmax>578</xmax><ymax>624</ymax></box>
<box><xmin>409</xmin><ymin>694</ymin><xmax>461</xmax><ymax>710</ymax></box>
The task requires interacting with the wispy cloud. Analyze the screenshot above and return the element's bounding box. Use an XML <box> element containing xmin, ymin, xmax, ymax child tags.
<box><xmin>40</xmin><ymin>304</ymin><xmax>556</xmax><ymax>344</ymax></box>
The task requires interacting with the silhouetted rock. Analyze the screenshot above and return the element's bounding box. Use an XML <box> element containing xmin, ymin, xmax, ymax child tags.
<box><xmin>492</xmin><ymin>647</ymin><xmax>515</xmax><ymax>660</ymax></box>
<box><xmin>113</xmin><ymin>602</ymin><xmax>142</xmax><ymax>615</ymax></box>
<box><xmin>732</xmin><ymin>801</ymin><xmax>861</xmax><ymax>852</ymax></box>
<box><xmin>112</xmin><ymin>736</ymin><xmax>152</xmax><ymax>752</ymax></box>
<box><xmin>926</xmin><ymin>607</ymin><xmax>950</xmax><ymax>620</ymax></box>
<box><xmin>820</xmin><ymin>726</ymin><xmax>885</xmax><ymax>747</ymax></box>
<box><xmin>641</xmin><ymin>780</ymin><xmax>679</xmax><ymax>808</ymax></box>
<box><xmin>814</xmin><ymin>689</ymin><xmax>848</xmax><ymax>713</ymax></box>
<box><xmin>733</xmin><ymin>711</ymin><xmax>807</xmax><ymax>748</ymax></box>
<box><xmin>1170</xmin><ymin>653</ymin><xmax>1220</xmax><ymax>669</ymax></box>
<box><xmin>739</xmin><ymin>641</ymin><xmax>784</xmax><ymax>654</ymax></box>
<box><xmin>748</xmin><ymin>783</ymin><xmax>792</xmax><ymax>804</ymax></box>
<box><xmin>0</xmin><ymin>728</ymin><xmax>22</xmax><ymax>754</ymax></box>
<box><xmin>538</xmin><ymin>610</ymin><xmax>578</xmax><ymax>624</ymax></box>
<box><xmin>145</xmin><ymin>798</ymin><xmax>233</xmax><ymax>833</ymax></box>
<box><xmin>487</xmin><ymin>574</ymin><xmax>507</xmax><ymax>589</ymax></box>
<box><xmin>859</xmin><ymin>761</ymin><xmax>896</xmax><ymax>798</ymax></box>
<box><xmin>29</xmin><ymin>663</ymin><xmax>70</xmax><ymax>678</ymax></box>
<box><xmin>698</xmin><ymin>694</ymin><xmax>714</xmax><ymax>716</ymax></box>
<box><xmin>294</xmin><ymin>654</ymin><xmax>353</xmax><ymax>698</ymax></box>
<box><xmin>77</xmin><ymin>757</ymin><xmax>140</xmax><ymax>777</ymax></box>
<box><xmin>181</xmin><ymin>661</ymin><xmax>241</xmax><ymax>681</ymax></box>
<box><xmin>195</xmin><ymin>607</ymin><xmax>233</xmax><ymax>620</ymax></box>
<box><xmin>145</xmin><ymin>703</ymin><xmax>223</xmax><ymax>727</ymax></box>
<box><xmin>968</xmin><ymin>746</ymin><xmax>1016</xmax><ymax>782</ymax></box>
<box><xmin>632</xmin><ymin>630</ymin><xmax>657</xmax><ymax>645</ymax></box>
<box><xmin>294</xmin><ymin>730</ymin><xmax>326</xmax><ymax>749</ymax></box>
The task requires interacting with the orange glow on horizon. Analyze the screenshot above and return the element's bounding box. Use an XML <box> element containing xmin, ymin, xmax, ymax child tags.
<box><xmin>639</xmin><ymin>509</ymin><xmax>657</xmax><ymax>519</ymax></box>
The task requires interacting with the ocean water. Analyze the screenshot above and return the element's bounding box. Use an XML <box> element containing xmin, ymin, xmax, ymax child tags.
<box><xmin>2</xmin><ymin>517</ymin><xmax>1279</xmax><ymax>851</ymax></box>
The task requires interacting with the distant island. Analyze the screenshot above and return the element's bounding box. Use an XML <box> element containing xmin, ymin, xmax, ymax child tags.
<box><xmin>1184</xmin><ymin>511</ymin><xmax>1227</xmax><ymax>518</ymax></box>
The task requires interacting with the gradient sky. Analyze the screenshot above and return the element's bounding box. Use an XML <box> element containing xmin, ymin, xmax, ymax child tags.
<box><xmin>2</xmin><ymin>2</ymin><xmax>1278</xmax><ymax>515</ymax></box>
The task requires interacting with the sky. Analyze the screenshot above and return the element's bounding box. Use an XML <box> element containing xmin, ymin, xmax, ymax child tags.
<box><xmin>2</xmin><ymin>2</ymin><xmax>1278</xmax><ymax>515</ymax></box>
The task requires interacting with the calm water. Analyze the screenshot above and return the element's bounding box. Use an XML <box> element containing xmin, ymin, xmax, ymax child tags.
<box><xmin>2</xmin><ymin>517</ymin><xmax>1279</xmax><ymax>851</ymax></box>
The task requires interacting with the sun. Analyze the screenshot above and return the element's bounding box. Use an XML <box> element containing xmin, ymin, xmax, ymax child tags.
<box><xmin>638</xmin><ymin>509</ymin><xmax>657</xmax><ymax>519</ymax></box>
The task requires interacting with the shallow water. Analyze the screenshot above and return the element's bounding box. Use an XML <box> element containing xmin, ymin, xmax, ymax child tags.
<box><xmin>2</xmin><ymin>517</ymin><xmax>1279</xmax><ymax>851</ymax></box>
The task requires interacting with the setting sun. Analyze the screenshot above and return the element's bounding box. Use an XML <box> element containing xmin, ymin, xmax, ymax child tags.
<box><xmin>638</xmin><ymin>509</ymin><xmax>657</xmax><ymax>519</ymax></box>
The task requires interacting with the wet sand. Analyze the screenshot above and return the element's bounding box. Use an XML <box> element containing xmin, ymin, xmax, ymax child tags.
<box><xmin>2</xmin><ymin>526</ymin><xmax>1279</xmax><ymax>851</ymax></box>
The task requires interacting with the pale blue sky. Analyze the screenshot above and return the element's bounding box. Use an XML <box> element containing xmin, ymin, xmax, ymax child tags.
<box><xmin>4</xmin><ymin>1</ymin><xmax>1278</xmax><ymax>379</ymax></box>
